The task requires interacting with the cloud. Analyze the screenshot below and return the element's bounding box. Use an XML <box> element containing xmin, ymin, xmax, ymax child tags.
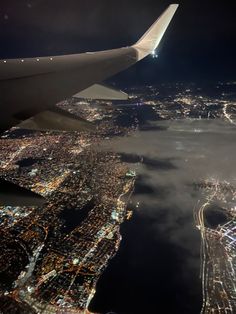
<box><xmin>105</xmin><ymin>118</ymin><xmax>236</xmax><ymax>271</ymax></box>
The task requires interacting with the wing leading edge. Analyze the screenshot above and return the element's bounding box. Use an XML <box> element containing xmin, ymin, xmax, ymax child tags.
<box><xmin>0</xmin><ymin>4</ymin><xmax>178</xmax><ymax>81</ymax></box>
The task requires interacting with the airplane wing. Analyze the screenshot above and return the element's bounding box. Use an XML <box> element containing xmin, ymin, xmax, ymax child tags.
<box><xmin>0</xmin><ymin>4</ymin><xmax>179</xmax><ymax>131</ymax></box>
<box><xmin>0</xmin><ymin>4</ymin><xmax>178</xmax><ymax>206</ymax></box>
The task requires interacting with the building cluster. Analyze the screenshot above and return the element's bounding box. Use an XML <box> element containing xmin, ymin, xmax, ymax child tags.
<box><xmin>194</xmin><ymin>179</ymin><xmax>236</xmax><ymax>314</ymax></box>
<box><xmin>0</xmin><ymin>99</ymin><xmax>136</xmax><ymax>313</ymax></box>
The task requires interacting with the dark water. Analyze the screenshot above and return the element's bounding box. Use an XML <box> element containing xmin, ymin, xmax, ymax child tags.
<box><xmin>204</xmin><ymin>205</ymin><xmax>229</xmax><ymax>229</ymax></box>
<box><xmin>2</xmin><ymin>128</ymin><xmax>37</xmax><ymax>139</ymax></box>
<box><xmin>16</xmin><ymin>157</ymin><xmax>41</xmax><ymax>167</ymax></box>
<box><xmin>90</xmin><ymin>181</ymin><xmax>202</xmax><ymax>314</ymax></box>
<box><xmin>60</xmin><ymin>199</ymin><xmax>94</xmax><ymax>233</ymax></box>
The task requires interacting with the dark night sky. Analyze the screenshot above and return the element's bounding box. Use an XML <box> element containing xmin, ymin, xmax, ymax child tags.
<box><xmin>0</xmin><ymin>0</ymin><xmax>236</xmax><ymax>84</ymax></box>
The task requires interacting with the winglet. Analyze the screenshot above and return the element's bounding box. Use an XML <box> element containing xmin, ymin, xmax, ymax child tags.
<box><xmin>132</xmin><ymin>4</ymin><xmax>179</xmax><ymax>60</ymax></box>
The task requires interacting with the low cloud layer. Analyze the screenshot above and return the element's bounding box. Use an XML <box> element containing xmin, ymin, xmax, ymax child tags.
<box><xmin>106</xmin><ymin>118</ymin><xmax>236</xmax><ymax>270</ymax></box>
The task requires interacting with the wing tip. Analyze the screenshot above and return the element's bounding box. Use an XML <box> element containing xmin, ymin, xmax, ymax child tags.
<box><xmin>132</xmin><ymin>4</ymin><xmax>179</xmax><ymax>60</ymax></box>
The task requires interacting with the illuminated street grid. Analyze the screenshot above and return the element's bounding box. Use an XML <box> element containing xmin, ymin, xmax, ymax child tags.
<box><xmin>0</xmin><ymin>102</ymin><xmax>136</xmax><ymax>313</ymax></box>
<box><xmin>194</xmin><ymin>179</ymin><xmax>236</xmax><ymax>314</ymax></box>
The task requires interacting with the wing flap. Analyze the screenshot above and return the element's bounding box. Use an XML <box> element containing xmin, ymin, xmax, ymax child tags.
<box><xmin>74</xmin><ymin>83</ymin><xmax>128</xmax><ymax>100</ymax></box>
<box><xmin>0</xmin><ymin>178</ymin><xmax>45</xmax><ymax>206</ymax></box>
<box><xmin>17</xmin><ymin>109</ymin><xmax>93</xmax><ymax>132</ymax></box>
